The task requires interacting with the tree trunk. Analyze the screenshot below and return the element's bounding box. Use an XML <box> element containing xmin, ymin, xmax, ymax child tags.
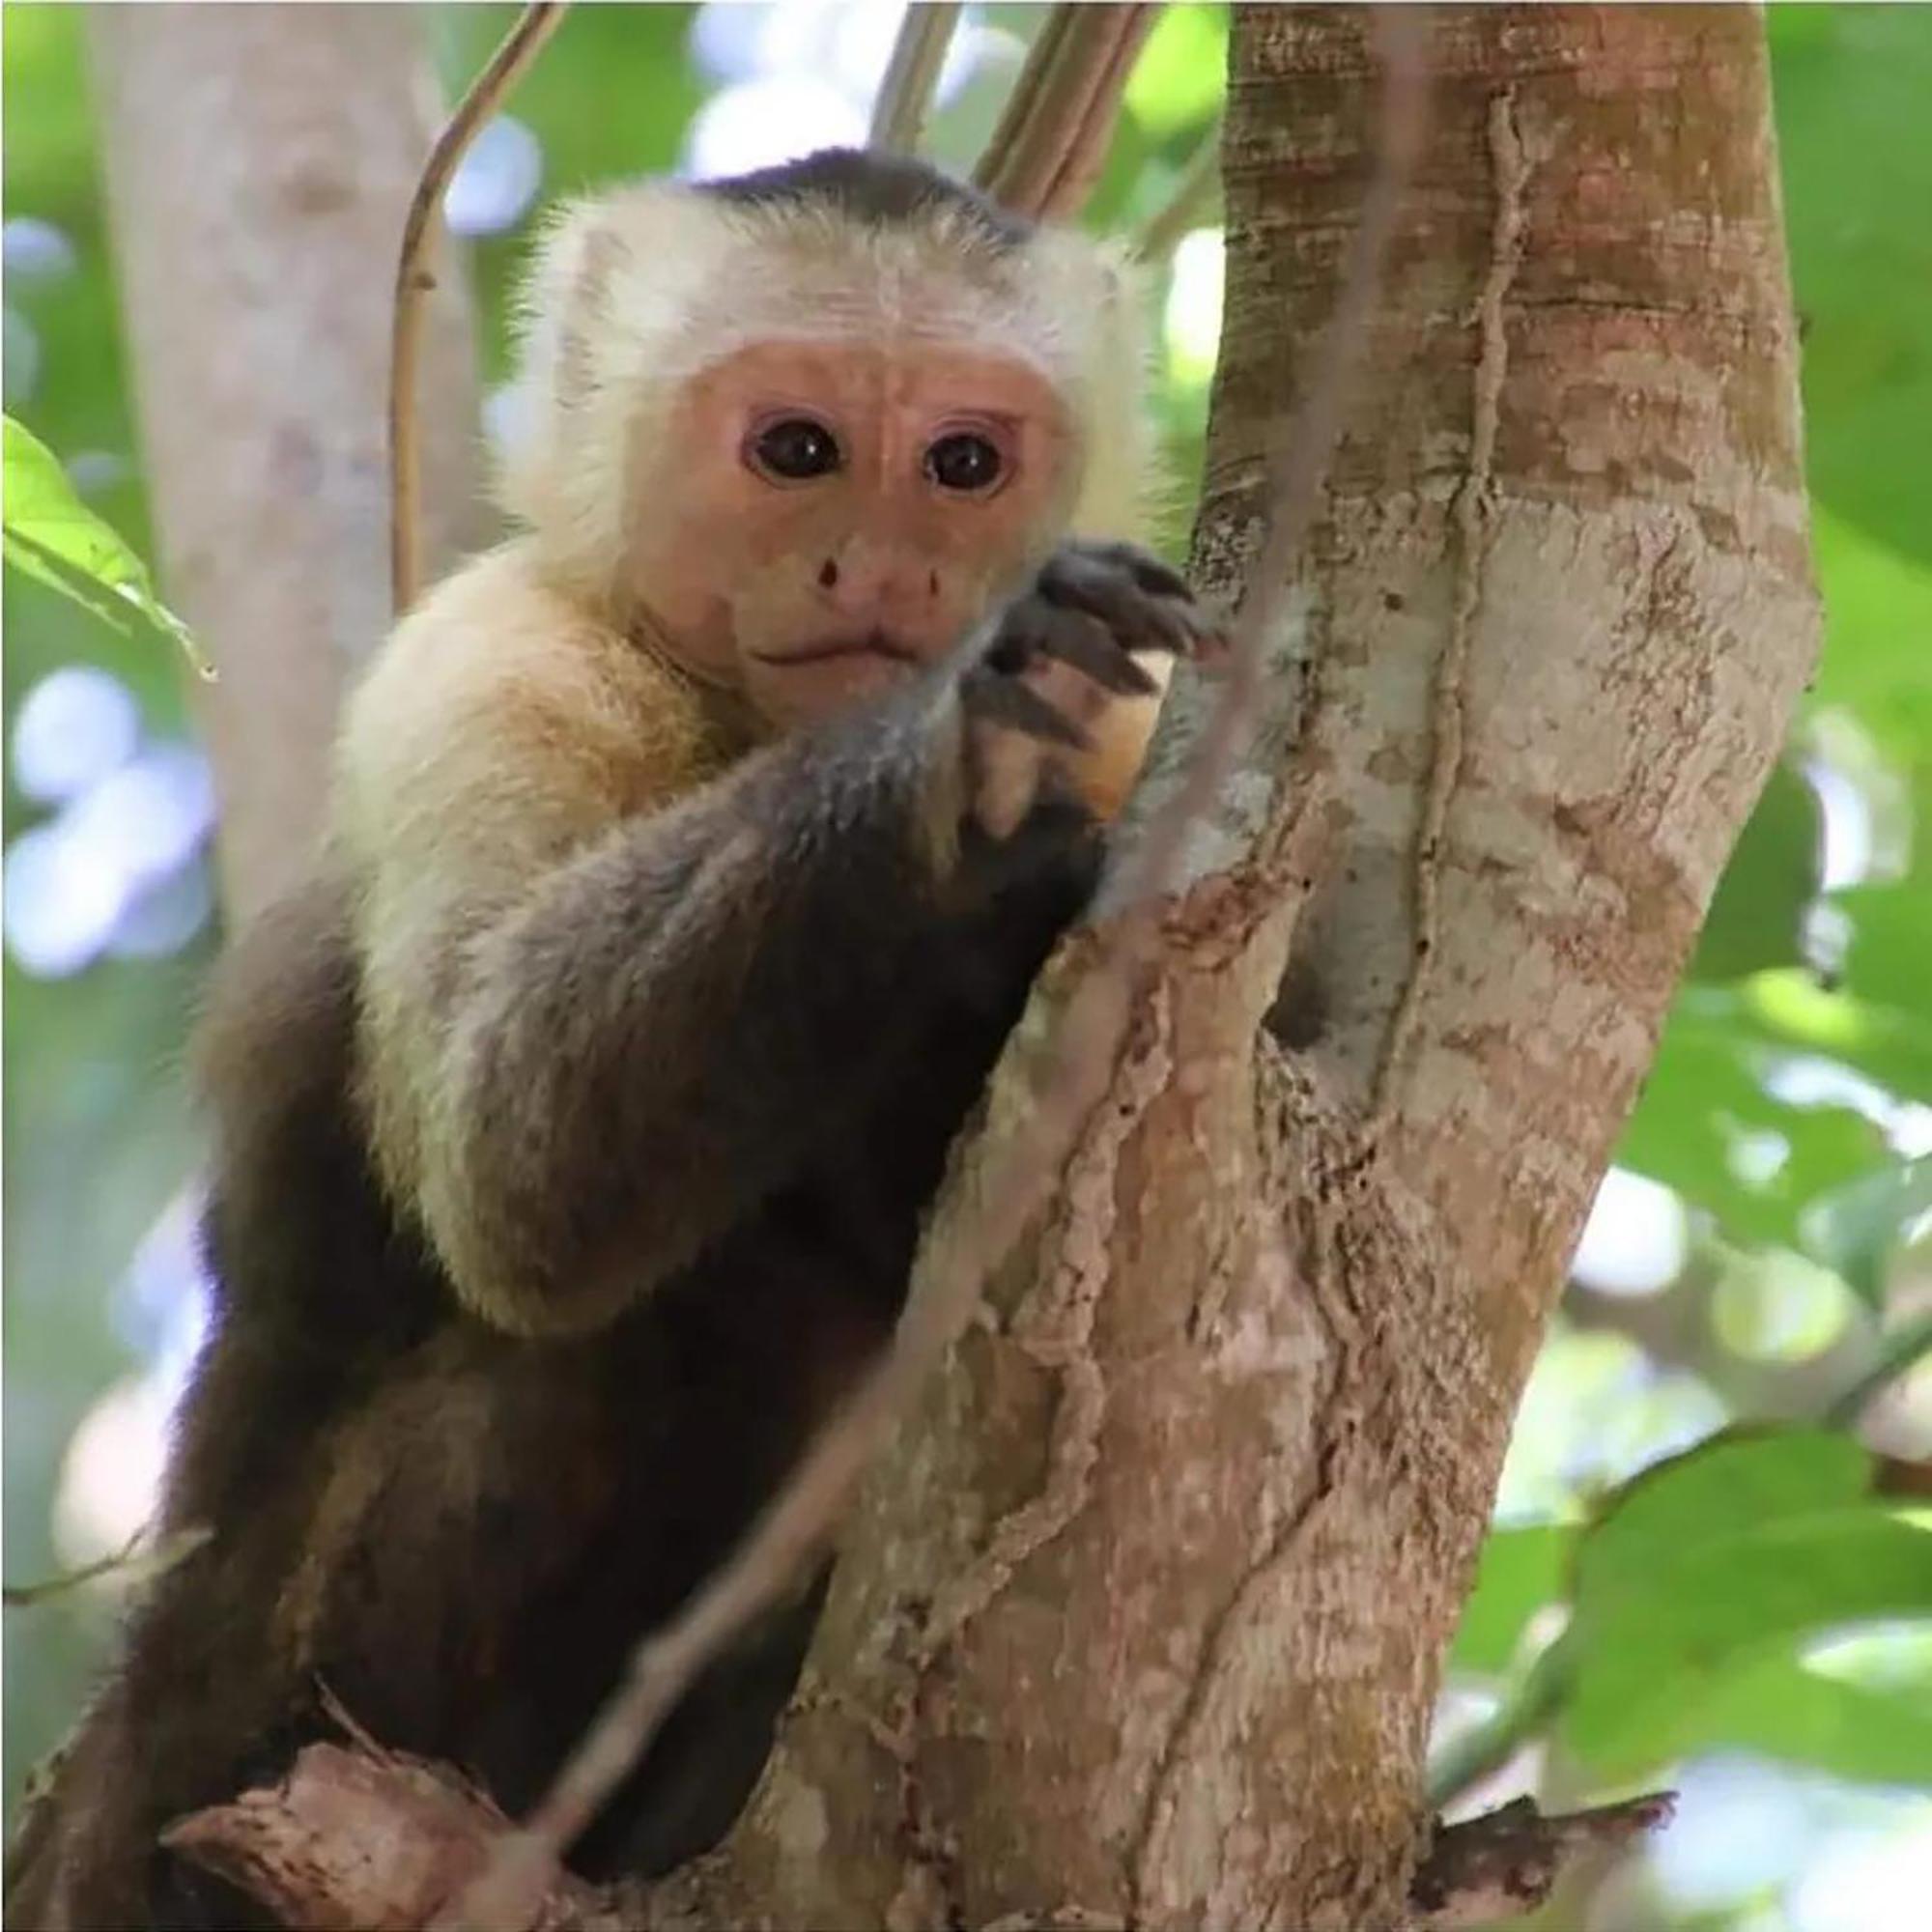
<box><xmin>663</xmin><ymin>6</ymin><xmax>1818</xmax><ymax>1927</ymax></box>
<box><xmin>87</xmin><ymin>1</ymin><xmax>484</xmax><ymax>921</ymax></box>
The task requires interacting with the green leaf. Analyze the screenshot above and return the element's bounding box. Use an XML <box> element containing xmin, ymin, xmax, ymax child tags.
<box><xmin>1449</xmin><ymin>1523</ymin><xmax>1576</xmax><ymax>1675</ymax></box>
<box><xmin>1617</xmin><ymin>1004</ymin><xmax>1890</xmax><ymax>1247</ymax></box>
<box><xmin>2</xmin><ymin>414</ymin><xmax>210</xmax><ymax>676</ymax></box>
<box><xmin>1806</xmin><ymin>506</ymin><xmax>1932</xmax><ymax>774</ymax></box>
<box><xmin>1561</xmin><ymin>1509</ymin><xmax>1932</xmax><ymax>1778</ymax></box>
<box><xmin>1737</xmin><ymin>971</ymin><xmax>1932</xmax><ymax>1106</ymax></box>
<box><xmin>1689</xmin><ymin>763</ymin><xmax>1820</xmax><ymax>985</ymax></box>
<box><xmin>1557</xmin><ymin>1429</ymin><xmax>1923</xmax><ymax>1781</ymax></box>
<box><xmin>4</xmin><ymin>526</ymin><xmax>135</xmax><ymax>635</ymax></box>
<box><xmin>1771</xmin><ymin>6</ymin><xmax>1932</xmax><ymax>570</ymax></box>
<box><xmin>1576</xmin><ymin>1427</ymin><xmax>1874</xmax><ymax>1607</ymax></box>
<box><xmin>1670</xmin><ymin>1646</ymin><xmax>1932</xmax><ymax>1787</ymax></box>
<box><xmin>1830</xmin><ymin>882</ymin><xmax>1932</xmax><ymax>1018</ymax></box>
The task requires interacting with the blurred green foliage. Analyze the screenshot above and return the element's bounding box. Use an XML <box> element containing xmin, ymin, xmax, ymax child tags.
<box><xmin>3</xmin><ymin>7</ymin><xmax>1928</xmax><ymax>1926</ymax></box>
<box><xmin>1453</xmin><ymin>1428</ymin><xmax>1932</xmax><ymax>1792</ymax></box>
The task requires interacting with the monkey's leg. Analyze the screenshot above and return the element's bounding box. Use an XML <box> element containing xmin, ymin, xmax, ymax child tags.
<box><xmin>274</xmin><ymin>1296</ymin><xmax>859</xmax><ymax>1880</ymax></box>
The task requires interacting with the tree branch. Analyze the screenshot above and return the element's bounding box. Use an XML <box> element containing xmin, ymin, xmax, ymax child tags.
<box><xmin>1408</xmin><ymin>1794</ymin><xmax>1677</xmax><ymax>1930</ymax></box>
<box><xmin>391</xmin><ymin>1</ymin><xmax>566</xmax><ymax>616</ymax></box>
<box><xmin>1425</xmin><ymin>1644</ymin><xmax>1567</xmax><ymax>1810</ymax></box>
<box><xmin>971</xmin><ymin>4</ymin><xmax>1156</xmax><ymax>220</ymax></box>
<box><xmin>162</xmin><ymin>1742</ymin><xmax>628</xmax><ymax>1932</ymax></box>
<box><xmin>867</xmin><ymin>3</ymin><xmax>963</xmax><ymax>156</ymax></box>
<box><xmin>427</xmin><ymin>16</ymin><xmax>1429</xmax><ymax>1931</ymax></box>
<box><xmin>1130</xmin><ymin>117</ymin><xmax>1224</xmax><ymax>264</ymax></box>
<box><xmin>1829</xmin><ymin>1309</ymin><xmax>1932</xmax><ymax>1428</ymax></box>
<box><xmin>2</xmin><ymin>1525</ymin><xmax>209</xmax><ymax>1611</ymax></box>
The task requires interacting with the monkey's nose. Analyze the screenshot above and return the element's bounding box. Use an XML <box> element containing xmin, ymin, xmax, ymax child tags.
<box><xmin>816</xmin><ymin>546</ymin><xmax>937</xmax><ymax>623</ymax></box>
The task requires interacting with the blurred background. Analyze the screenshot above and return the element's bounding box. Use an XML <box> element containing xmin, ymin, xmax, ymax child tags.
<box><xmin>3</xmin><ymin>7</ymin><xmax>1927</xmax><ymax>1927</ymax></box>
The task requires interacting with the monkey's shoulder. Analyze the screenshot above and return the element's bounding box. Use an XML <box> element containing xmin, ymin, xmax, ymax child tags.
<box><xmin>337</xmin><ymin>540</ymin><xmax>742</xmax><ymax>860</ymax></box>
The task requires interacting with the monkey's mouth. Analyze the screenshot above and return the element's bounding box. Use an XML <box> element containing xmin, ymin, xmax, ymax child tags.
<box><xmin>753</xmin><ymin>631</ymin><xmax>923</xmax><ymax>669</ymax></box>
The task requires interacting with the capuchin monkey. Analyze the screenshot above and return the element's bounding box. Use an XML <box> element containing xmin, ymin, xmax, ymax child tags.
<box><xmin>8</xmin><ymin>149</ymin><xmax>1217</xmax><ymax>1929</ymax></box>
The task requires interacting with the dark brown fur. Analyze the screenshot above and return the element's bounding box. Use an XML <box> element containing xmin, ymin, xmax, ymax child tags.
<box><xmin>6</xmin><ymin>582</ymin><xmax>1177</xmax><ymax>1929</ymax></box>
<box><xmin>7</xmin><ymin>137</ymin><xmax>1184</xmax><ymax>1920</ymax></box>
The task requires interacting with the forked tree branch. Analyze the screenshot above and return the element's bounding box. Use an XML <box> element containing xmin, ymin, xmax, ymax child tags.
<box><xmin>971</xmin><ymin>3</ymin><xmax>1157</xmax><ymax>220</ymax></box>
<box><xmin>1410</xmin><ymin>1793</ymin><xmax>1678</xmax><ymax>1929</ymax></box>
<box><xmin>867</xmin><ymin>3</ymin><xmax>963</xmax><ymax>156</ymax></box>
<box><xmin>427</xmin><ymin>14</ymin><xmax>1430</xmax><ymax>1931</ymax></box>
<box><xmin>391</xmin><ymin>1</ymin><xmax>566</xmax><ymax>616</ymax></box>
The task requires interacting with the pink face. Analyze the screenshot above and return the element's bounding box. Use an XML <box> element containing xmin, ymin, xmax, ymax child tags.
<box><xmin>622</xmin><ymin>340</ymin><xmax>1076</xmax><ymax>726</ymax></box>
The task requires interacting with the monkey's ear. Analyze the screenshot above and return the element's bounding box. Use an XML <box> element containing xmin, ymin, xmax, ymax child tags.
<box><xmin>495</xmin><ymin>185</ymin><xmax>739</xmax><ymax>601</ymax></box>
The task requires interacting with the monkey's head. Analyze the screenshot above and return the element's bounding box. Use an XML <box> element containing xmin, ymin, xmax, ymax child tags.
<box><xmin>498</xmin><ymin>149</ymin><xmax>1152</xmax><ymax>728</ymax></box>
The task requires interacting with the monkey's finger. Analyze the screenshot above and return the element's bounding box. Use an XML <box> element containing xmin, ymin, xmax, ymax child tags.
<box><xmin>962</xmin><ymin>668</ymin><xmax>1094</xmax><ymax>751</ymax></box>
<box><xmin>984</xmin><ymin>598</ymin><xmax>1154</xmax><ymax>689</ymax></box>
<box><xmin>1045</xmin><ymin>546</ymin><xmax>1226</xmax><ymax>661</ymax></box>
<box><xmin>1109</xmin><ymin>568</ymin><xmax>1234</xmax><ymax>663</ymax></box>
<box><xmin>1042</xmin><ymin>563</ymin><xmax>1196</xmax><ymax>659</ymax></box>
<box><xmin>1032</xmin><ymin>610</ymin><xmax>1161</xmax><ymax>696</ymax></box>
<box><xmin>1073</xmin><ymin>541</ymin><xmax>1195</xmax><ymax>605</ymax></box>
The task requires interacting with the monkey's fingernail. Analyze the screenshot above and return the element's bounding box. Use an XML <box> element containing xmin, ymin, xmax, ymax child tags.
<box><xmin>1131</xmin><ymin>604</ymin><xmax>1195</xmax><ymax>657</ymax></box>
<box><xmin>1046</xmin><ymin>577</ymin><xmax>1189</xmax><ymax>663</ymax></box>
<box><xmin>972</xmin><ymin>677</ymin><xmax>1092</xmax><ymax>750</ymax></box>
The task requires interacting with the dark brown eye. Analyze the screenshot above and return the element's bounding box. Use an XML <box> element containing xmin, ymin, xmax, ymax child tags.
<box><xmin>924</xmin><ymin>432</ymin><xmax>1004</xmax><ymax>495</ymax></box>
<box><xmin>749</xmin><ymin>416</ymin><xmax>842</xmax><ymax>482</ymax></box>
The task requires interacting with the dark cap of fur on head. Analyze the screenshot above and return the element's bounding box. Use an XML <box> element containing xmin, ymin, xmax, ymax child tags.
<box><xmin>698</xmin><ymin>147</ymin><xmax>1032</xmax><ymax>248</ymax></box>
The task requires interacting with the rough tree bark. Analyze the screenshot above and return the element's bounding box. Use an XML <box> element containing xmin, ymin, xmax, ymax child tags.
<box><xmin>653</xmin><ymin>6</ymin><xmax>1817</xmax><ymax>1928</ymax></box>
<box><xmin>88</xmin><ymin>1</ymin><xmax>484</xmax><ymax>919</ymax></box>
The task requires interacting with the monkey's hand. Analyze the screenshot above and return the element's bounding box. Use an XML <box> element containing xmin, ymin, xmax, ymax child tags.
<box><xmin>959</xmin><ymin>542</ymin><xmax>1222</xmax><ymax>839</ymax></box>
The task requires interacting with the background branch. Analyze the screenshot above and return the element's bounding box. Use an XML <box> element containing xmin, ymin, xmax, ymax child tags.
<box><xmin>1130</xmin><ymin>116</ymin><xmax>1223</xmax><ymax>263</ymax></box>
<box><xmin>971</xmin><ymin>3</ymin><xmax>1156</xmax><ymax>220</ymax></box>
<box><xmin>1426</xmin><ymin>1646</ymin><xmax>1567</xmax><ymax>1810</ymax></box>
<box><xmin>391</xmin><ymin>1</ymin><xmax>566</xmax><ymax>615</ymax></box>
<box><xmin>2</xmin><ymin>1526</ymin><xmax>209</xmax><ymax>1612</ymax></box>
<box><xmin>1828</xmin><ymin>1308</ymin><xmax>1932</xmax><ymax>1428</ymax></box>
<box><xmin>867</xmin><ymin>3</ymin><xmax>962</xmax><ymax>156</ymax></box>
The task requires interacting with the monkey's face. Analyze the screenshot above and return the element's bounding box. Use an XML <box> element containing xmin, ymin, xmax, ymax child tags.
<box><xmin>626</xmin><ymin>341</ymin><xmax>1079</xmax><ymax>727</ymax></box>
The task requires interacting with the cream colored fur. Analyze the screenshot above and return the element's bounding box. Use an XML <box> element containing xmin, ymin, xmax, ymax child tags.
<box><xmin>333</xmin><ymin>542</ymin><xmax>746</xmax><ymax>1295</ymax></box>
<box><xmin>335</xmin><ymin>173</ymin><xmax>1158</xmax><ymax>1313</ymax></box>
<box><xmin>497</xmin><ymin>178</ymin><xmax>1155</xmax><ymax>606</ymax></box>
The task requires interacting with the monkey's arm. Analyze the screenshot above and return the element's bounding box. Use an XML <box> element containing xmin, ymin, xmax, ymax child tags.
<box><xmin>447</xmin><ymin>706</ymin><xmax>1062</xmax><ymax>1333</ymax></box>
<box><xmin>340</xmin><ymin>567</ymin><xmax>1077</xmax><ymax>1337</ymax></box>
